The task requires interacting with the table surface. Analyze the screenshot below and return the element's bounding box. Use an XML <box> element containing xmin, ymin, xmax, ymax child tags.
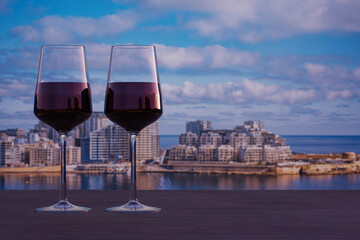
<box><xmin>1</xmin><ymin>190</ymin><xmax>360</xmax><ymax>240</ymax></box>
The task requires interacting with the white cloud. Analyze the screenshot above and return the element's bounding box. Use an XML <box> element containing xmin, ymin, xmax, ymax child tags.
<box><xmin>305</xmin><ymin>63</ymin><xmax>328</xmax><ymax>77</ymax></box>
<box><xmin>303</xmin><ymin>62</ymin><xmax>360</xmax><ymax>93</ymax></box>
<box><xmin>242</xmin><ymin>78</ymin><xmax>278</xmax><ymax>98</ymax></box>
<box><xmin>326</xmin><ymin>90</ymin><xmax>353</xmax><ymax>100</ymax></box>
<box><xmin>0</xmin><ymin>79</ymin><xmax>33</xmax><ymax>99</ymax></box>
<box><xmin>354</xmin><ymin>66</ymin><xmax>360</xmax><ymax>81</ymax></box>
<box><xmin>162</xmin><ymin>78</ymin><xmax>319</xmax><ymax>105</ymax></box>
<box><xmin>145</xmin><ymin>0</ymin><xmax>360</xmax><ymax>43</ymax></box>
<box><xmin>10</xmin><ymin>11</ymin><xmax>137</xmax><ymax>43</ymax></box>
<box><xmin>156</xmin><ymin>44</ymin><xmax>260</xmax><ymax>69</ymax></box>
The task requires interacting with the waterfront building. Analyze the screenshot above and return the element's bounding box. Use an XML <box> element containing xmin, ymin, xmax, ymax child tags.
<box><xmin>262</xmin><ymin>132</ymin><xmax>286</xmax><ymax>146</ymax></box>
<box><xmin>169</xmin><ymin>145</ymin><xmax>197</xmax><ymax>161</ymax></box>
<box><xmin>79</xmin><ymin>137</ymin><xmax>90</xmax><ymax>162</ymax></box>
<box><xmin>263</xmin><ymin>145</ymin><xmax>278</xmax><ymax>162</ymax></box>
<box><xmin>53</xmin><ymin>146</ymin><xmax>81</xmax><ymax>165</ymax></box>
<box><xmin>200</xmin><ymin>132</ymin><xmax>222</xmax><ymax>148</ymax></box>
<box><xmin>12</xmin><ymin>144</ymin><xmax>25</xmax><ymax>165</ymax></box>
<box><xmin>239</xmin><ymin>145</ymin><xmax>263</xmax><ymax>163</ymax></box>
<box><xmin>89</xmin><ymin>122</ymin><xmax>160</xmax><ymax>163</ymax></box>
<box><xmin>29</xmin><ymin>142</ymin><xmax>54</xmax><ymax>166</ymax></box>
<box><xmin>240</xmin><ymin>145</ymin><xmax>292</xmax><ymax>163</ymax></box>
<box><xmin>276</xmin><ymin>146</ymin><xmax>292</xmax><ymax>162</ymax></box>
<box><xmin>27</xmin><ymin>141</ymin><xmax>81</xmax><ymax>166</ymax></box>
<box><xmin>186</xmin><ymin>120</ymin><xmax>212</xmax><ymax>138</ymax></box>
<box><xmin>137</xmin><ymin>122</ymin><xmax>160</xmax><ymax>163</ymax></box>
<box><xmin>198</xmin><ymin>145</ymin><xmax>217</xmax><ymax>161</ymax></box>
<box><xmin>179</xmin><ymin>132</ymin><xmax>198</xmax><ymax>146</ymax></box>
<box><xmin>203</xmin><ymin>129</ymin><xmax>233</xmax><ymax>145</ymax></box>
<box><xmin>0</xmin><ymin>141</ymin><xmax>13</xmax><ymax>166</ymax></box>
<box><xmin>217</xmin><ymin>145</ymin><xmax>236</xmax><ymax>162</ymax></box>
<box><xmin>76</xmin><ymin>112</ymin><xmax>109</xmax><ymax>138</ymax></box>
<box><xmin>89</xmin><ymin>127</ymin><xmax>109</xmax><ymax>162</ymax></box>
<box><xmin>230</xmin><ymin>132</ymin><xmax>251</xmax><ymax>148</ymax></box>
<box><xmin>249</xmin><ymin>132</ymin><xmax>264</xmax><ymax>146</ymax></box>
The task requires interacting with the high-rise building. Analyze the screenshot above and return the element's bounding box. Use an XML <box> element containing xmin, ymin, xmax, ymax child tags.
<box><xmin>137</xmin><ymin>121</ymin><xmax>160</xmax><ymax>163</ymax></box>
<box><xmin>88</xmin><ymin>122</ymin><xmax>160</xmax><ymax>163</ymax></box>
<box><xmin>179</xmin><ymin>132</ymin><xmax>198</xmax><ymax>146</ymax></box>
<box><xmin>89</xmin><ymin>128</ymin><xmax>109</xmax><ymax>162</ymax></box>
<box><xmin>186</xmin><ymin>120</ymin><xmax>212</xmax><ymax>138</ymax></box>
<box><xmin>76</xmin><ymin>112</ymin><xmax>109</xmax><ymax>138</ymax></box>
<box><xmin>0</xmin><ymin>141</ymin><xmax>13</xmax><ymax>166</ymax></box>
<box><xmin>12</xmin><ymin>144</ymin><xmax>24</xmax><ymax>165</ymax></box>
<box><xmin>79</xmin><ymin>137</ymin><xmax>90</xmax><ymax>162</ymax></box>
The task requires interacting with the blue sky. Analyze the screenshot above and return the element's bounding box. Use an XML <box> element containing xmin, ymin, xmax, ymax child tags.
<box><xmin>1</xmin><ymin>0</ymin><xmax>360</xmax><ymax>135</ymax></box>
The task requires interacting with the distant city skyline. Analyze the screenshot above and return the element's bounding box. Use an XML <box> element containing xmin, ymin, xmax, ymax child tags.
<box><xmin>1</xmin><ymin>0</ymin><xmax>360</xmax><ymax>135</ymax></box>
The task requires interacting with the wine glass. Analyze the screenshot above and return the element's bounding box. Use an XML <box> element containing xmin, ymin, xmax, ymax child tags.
<box><xmin>34</xmin><ymin>45</ymin><xmax>92</xmax><ymax>212</ymax></box>
<box><xmin>105</xmin><ymin>45</ymin><xmax>162</xmax><ymax>212</ymax></box>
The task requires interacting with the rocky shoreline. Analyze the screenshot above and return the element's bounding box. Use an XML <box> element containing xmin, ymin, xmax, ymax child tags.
<box><xmin>1</xmin><ymin>161</ymin><xmax>360</xmax><ymax>176</ymax></box>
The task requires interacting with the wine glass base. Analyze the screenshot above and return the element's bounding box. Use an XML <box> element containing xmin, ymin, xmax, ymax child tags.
<box><xmin>35</xmin><ymin>200</ymin><xmax>91</xmax><ymax>212</ymax></box>
<box><xmin>106</xmin><ymin>200</ymin><xmax>161</xmax><ymax>212</ymax></box>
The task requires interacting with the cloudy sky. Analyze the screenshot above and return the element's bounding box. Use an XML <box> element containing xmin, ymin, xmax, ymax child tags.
<box><xmin>1</xmin><ymin>0</ymin><xmax>360</xmax><ymax>135</ymax></box>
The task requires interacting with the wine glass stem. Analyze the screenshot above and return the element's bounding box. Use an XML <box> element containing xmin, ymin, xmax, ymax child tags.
<box><xmin>60</xmin><ymin>134</ymin><xmax>67</xmax><ymax>201</ymax></box>
<box><xmin>130</xmin><ymin>134</ymin><xmax>137</xmax><ymax>201</ymax></box>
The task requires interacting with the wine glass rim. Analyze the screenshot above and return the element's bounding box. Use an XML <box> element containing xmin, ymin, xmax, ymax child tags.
<box><xmin>41</xmin><ymin>45</ymin><xmax>85</xmax><ymax>49</ymax></box>
<box><xmin>112</xmin><ymin>45</ymin><xmax>155</xmax><ymax>49</ymax></box>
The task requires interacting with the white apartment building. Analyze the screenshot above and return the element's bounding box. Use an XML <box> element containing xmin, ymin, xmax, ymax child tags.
<box><xmin>240</xmin><ymin>145</ymin><xmax>292</xmax><ymax>163</ymax></box>
<box><xmin>200</xmin><ymin>132</ymin><xmax>222</xmax><ymax>148</ymax></box>
<box><xmin>239</xmin><ymin>145</ymin><xmax>263</xmax><ymax>163</ymax></box>
<box><xmin>276</xmin><ymin>146</ymin><xmax>292</xmax><ymax>162</ymax></box>
<box><xmin>29</xmin><ymin>146</ymin><xmax>53</xmax><ymax>166</ymax></box>
<box><xmin>89</xmin><ymin>122</ymin><xmax>160</xmax><ymax>163</ymax></box>
<box><xmin>137</xmin><ymin>121</ymin><xmax>160</xmax><ymax>162</ymax></box>
<box><xmin>179</xmin><ymin>132</ymin><xmax>198</xmax><ymax>146</ymax></box>
<box><xmin>90</xmin><ymin>128</ymin><xmax>108</xmax><ymax>161</ymax></box>
<box><xmin>169</xmin><ymin>145</ymin><xmax>197</xmax><ymax>161</ymax></box>
<box><xmin>53</xmin><ymin>146</ymin><xmax>81</xmax><ymax>165</ymax></box>
<box><xmin>198</xmin><ymin>145</ymin><xmax>217</xmax><ymax>161</ymax></box>
<box><xmin>217</xmin><ymin>145</ymin><xmax>236</xmax><ymax>162</ymax></box>
<box><xmin>230</xmin><ymin>132</ymin><xmax>251</xmax><ymax>149</ymax></box>
<box><xmin>12</xmin><ymin>144</ymin><xmax>24</xmax><ymax>165</ymax></box>
<box><xmin>0</xmin><ymin>141</ymin><xmax>13</xmax><ymax>166</ymax></box>
<box><xmin>249</xmin><ymin>132</ymin><xmax>264</xmax><ymax>146</ymax></box>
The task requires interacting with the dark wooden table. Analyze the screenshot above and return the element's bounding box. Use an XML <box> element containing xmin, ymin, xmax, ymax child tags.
<box><xmin>1</xmin><ymin>190</ymin><xmax>360</xmax><ymax>239</ymax></box>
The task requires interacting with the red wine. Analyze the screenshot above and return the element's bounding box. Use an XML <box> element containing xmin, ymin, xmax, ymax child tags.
<box><xmin>105</xmin><ymin>82</ymin><xmax>162</xmax><ymax>132</ymax></box>
<box><xmin>34</xmin><ymin>82</ymin><xmax>92</xmax><ymax>134</ymax></box>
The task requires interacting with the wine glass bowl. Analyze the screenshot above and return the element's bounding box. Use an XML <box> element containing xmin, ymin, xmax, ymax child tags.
<box><xmin>105</xmin><ymin>45</ymin><xmax>162</xmax><ymax>212</ymax></box>
<box><xmin>34</xmin><ymin>45</ymin><xmax>92</xmax><ymax>212</ymax></box>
